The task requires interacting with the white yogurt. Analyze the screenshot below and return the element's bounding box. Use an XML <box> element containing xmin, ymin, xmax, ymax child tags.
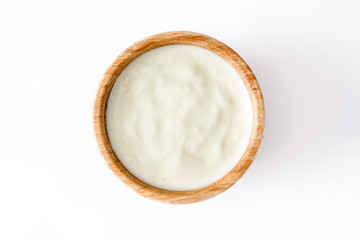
<box><xmin>106</xmin><ymin>45</ymin><xmax>253</xmax><ymax>191</ymax></box>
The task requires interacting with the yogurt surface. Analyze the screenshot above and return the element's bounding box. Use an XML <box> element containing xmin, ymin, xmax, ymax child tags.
<box><xmin>106</xmin><ymin>45</ymin><xmax>253</xmax><ymax>191</ymax></box>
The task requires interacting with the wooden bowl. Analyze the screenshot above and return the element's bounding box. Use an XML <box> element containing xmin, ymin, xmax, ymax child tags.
<box><xmin>94</xmin><ymin>31</ymin><xmax>265</xmax><ymax>204</ymax></box>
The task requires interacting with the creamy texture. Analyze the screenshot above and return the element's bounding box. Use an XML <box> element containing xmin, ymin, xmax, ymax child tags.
<box><xmin>106</xmin><ymin>45</ymin><xmax>253</xmax><ymax>191</ymax></box>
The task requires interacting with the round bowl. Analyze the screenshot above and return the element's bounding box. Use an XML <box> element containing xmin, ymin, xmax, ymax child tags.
<box><xmin>94</xmin><ymin>31</ymin><xmax>265</xmax><ymax>204</ymax></box>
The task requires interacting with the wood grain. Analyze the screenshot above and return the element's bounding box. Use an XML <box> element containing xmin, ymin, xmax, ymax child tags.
<box><xmin>93</xmin><ymin>31</ymin><xmax>265</xmax><ymax>204</ymax></box>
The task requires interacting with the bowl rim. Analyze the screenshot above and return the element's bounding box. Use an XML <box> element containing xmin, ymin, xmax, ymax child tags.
<box><xmin>93</xmin><ymin>31</ymin><xmax>265</xmax><ymax>204</ymax></box>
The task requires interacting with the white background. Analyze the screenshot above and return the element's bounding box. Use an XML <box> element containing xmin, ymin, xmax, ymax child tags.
<box><xmin>0</xmin><ymin>0</ymin><xmax>359</xmax><ymax>239</ymax></box>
